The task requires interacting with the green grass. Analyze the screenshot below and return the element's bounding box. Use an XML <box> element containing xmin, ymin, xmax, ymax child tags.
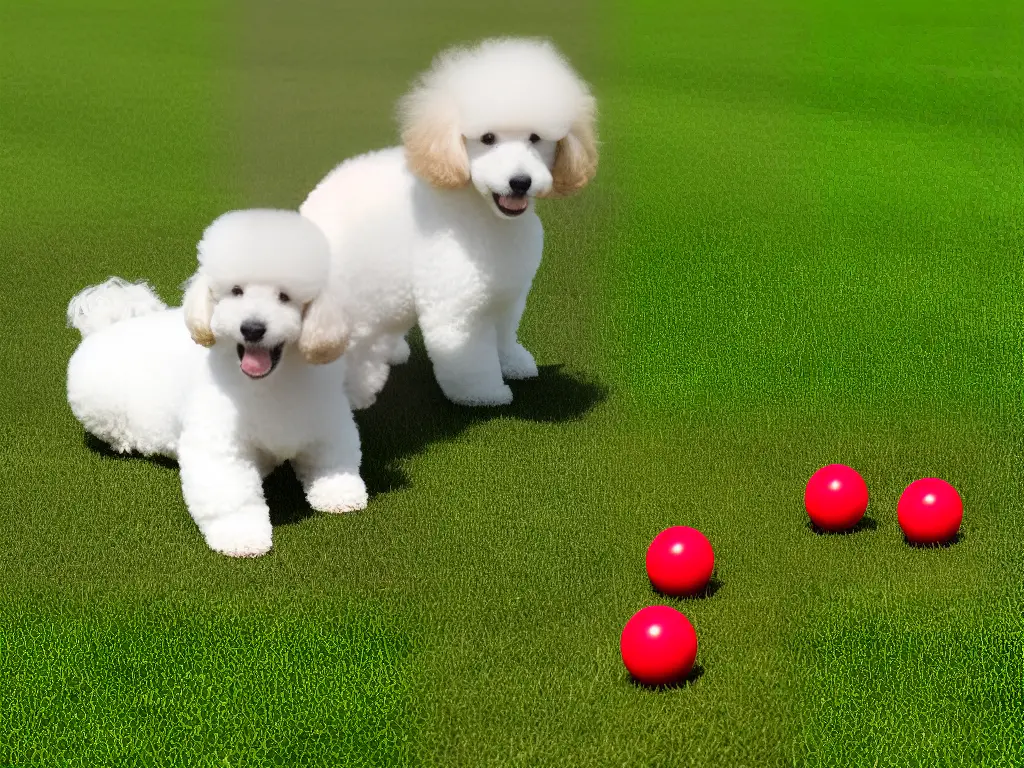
<box><xmin>601</xmin><ymin>0</ymin><xmax>1024</xmax><ymax>764</ymax></box>
<box><xmin>605</xmin><ymin>0</ymin><xmax>1023</xmax><ymax>417</ymax></box>
<box><xmin>0</xmin><ymin>599</ymin><xmax>410</xmax><ymax>766</ymax></box>
<box><xmin>2</xmin><ymin>0</ymin><xmax>1022</xmax><ymax>765</ymax></box>
<box><xmin>797</xmin><ymin>606</ymin><xmax>1021</xmax><ymax>765</ymax></box>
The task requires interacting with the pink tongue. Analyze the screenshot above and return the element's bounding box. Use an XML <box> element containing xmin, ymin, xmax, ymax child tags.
<box><xmin>498</xmin><ymin>195</ymin><xmax>528</xmax><ymax>211</ymax></box>
<box><xmin>240</xmin><ymin>346</ymin><xmax>272</xmax><ymax>377</ymax></box>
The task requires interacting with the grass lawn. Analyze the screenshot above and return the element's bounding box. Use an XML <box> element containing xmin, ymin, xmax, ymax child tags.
<box><xmin>2</xmin><ymin>0</ymin><xmax>1022</xmax><ymax>766</ymax></box>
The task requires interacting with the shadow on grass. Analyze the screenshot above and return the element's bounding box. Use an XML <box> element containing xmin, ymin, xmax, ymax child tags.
<box><xmin>84</xmin><ymin>434</ymin><xmax>178</xmax><ymax>471</ymax></box>
<box><xmin>650</xmin><ymin>577</ymin><xmax>723</xmax><ymax>601</ymax></box>
<box><xmin>629</xmin><ymin>664</ymin><xmax>705</xmax><ymax>691</ymax></box>
<box><xmin>82</xmin><ymin>339</ymin><xmax>607</xmax><ymax>523</ymax></box>
<box><xmin>807</xmin><ymin>515</ymin><xmax>878</xmax><ymax>537</ymax></box>
<box><xmin>904</xmin><ymin>531</ymin><xmax>963</xmax><ymax>549</ymax></box>
<box><xmin>355</xmin><ymin>336</ymin><xmax>608</xmax><ymax>498</ymax></box>
<box><xmin>84</xmin><ymin>434</ymin><xmax>317</xmax><ymax>528</ymax></box>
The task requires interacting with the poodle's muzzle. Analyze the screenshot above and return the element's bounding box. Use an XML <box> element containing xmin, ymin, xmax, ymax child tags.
<box><xmin>236</xmin><ymin>342</ymin><xmax>284</xmax><ymax>379</ymax></box>
<box><xmin>236</xmin><ymin>320</ymin><xmax>283</xmax><ymax>379</ymax></box>
<box><xmin>467</xmin><ymin>136</ymin><xmax>554</xmax><ymax>218</ymax></box>
<box><xmin>492</xmin><ymin>176</ymin><xmax>532</xmax><ymax>217</ymax></box>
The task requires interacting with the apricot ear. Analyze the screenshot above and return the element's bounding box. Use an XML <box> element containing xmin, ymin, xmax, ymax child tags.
<box><xmin>182</xmin><ymin>272</ymin><xmax>215</xmax><ymax>347</ymax></box>
<box><xmin>549</xmin><ymin>95</ymin><xmax>599</xmax><ymax>198</ymax></box>
<box><xmin>398</xmin><ymin>89</ymin><xmax>470</xmax><ymax>189</ymax></box>
<box><xmin>299</xmin><ymin>293</ymin><xmax>349</xmax><ymax>364</ymax></box>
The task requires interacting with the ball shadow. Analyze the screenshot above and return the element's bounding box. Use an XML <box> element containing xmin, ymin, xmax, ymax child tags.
<box><xmin>355</xmin><ymin>334</ymin><xmax>609</xmax><ymax>499</ymax></box>
<box><xmin>650</xmin><ymin>577</ymin><xmax>723</xmax><ymax>601</ymax></box>
<box><xmin>629</xmin><ymin>663</ymin><xmax>705</xmax><ymax>691</ymax></box>
<box><xmin>904</xmin><ymin>531</ymin><xmax>963</xmax><ymax>549</ymax></box>
<box><xmin>807</xmin><ymin>515</ymin><xmax>878</xmax><ymax>537</ymax></box>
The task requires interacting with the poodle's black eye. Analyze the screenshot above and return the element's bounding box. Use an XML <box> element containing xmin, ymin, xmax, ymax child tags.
<box><xmin>480</xmin><ymin>132</ymin><xmax>496</xmax><ymax>145</ymax></box>
<box><xmin>231</xmin><ymin>286</ymin><xmax>243</xmax><ymax>297</ymax></box>
<box><xmin>529</xmin><ymin>133</ymin><xmax>541</xmax><ymax>144</ymax></box>
<box><xmin>278</xmin><ymin>292</ymin><xmax>290</xmax><ymax>304</ymax></box>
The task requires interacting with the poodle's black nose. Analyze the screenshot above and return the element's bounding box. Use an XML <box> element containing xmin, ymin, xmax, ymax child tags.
<box><xmin>509</xmin><ymin>175</ymin><xmax>532</xmax><ymax>195</ymax></box>
<box><xmin>240</xmin><ymin>319</ymin><xmax>266</xmax><ymax>343</ymax></box>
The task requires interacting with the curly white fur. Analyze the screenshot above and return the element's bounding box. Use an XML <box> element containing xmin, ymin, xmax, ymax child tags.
<box><xmin>300</xmin><ymin>37</ymin><xmax>598</xmax><ymax>409</ymax></box>
<box><xmin>66</xmin><ymin>209</ymin><xmax>366</xmax><ymax>558</ymax></box>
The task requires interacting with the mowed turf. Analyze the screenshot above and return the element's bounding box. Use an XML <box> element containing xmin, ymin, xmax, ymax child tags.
<box><xmin>2</xmin><ymin>1</ymin><xmax>1022</xmax><ymax>767</ymax></box>
<box><xmin>602</xmin><ymin>0</ymin><xmax>1024</xmax><ymax>765</ymax></box>
<box><xmin>1</xmin><ymin>1</ymin><xmax>416</xmax><ymax>765</ymax></box>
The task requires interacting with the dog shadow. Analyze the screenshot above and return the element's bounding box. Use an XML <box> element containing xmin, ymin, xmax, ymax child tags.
<box><xmin>83</xmin><ymin>338</ymin><xmax>607</xmax><ymax>523</ymax></box>
<box><xmin>355</xmin><ymin>334</ymin><xmax>608</xmax><ymax>499</ymax></box>
<box><xmin>84</xmin><ymin>434</ymin><xmax>179</xmax><ymax>471</ymax></box>
<box><xmin>84</xmin><ymin>434</ymin><xmax>315</xmax><ymax>527</ymax></box>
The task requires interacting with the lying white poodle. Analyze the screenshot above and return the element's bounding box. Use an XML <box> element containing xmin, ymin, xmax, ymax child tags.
<box><xmin>66</xmin><ymin>209</ymin><xmax>365</xmax><ymax>558</ymax></box>
<box><xmin>300</xmin><ymin>37</ymin><xmax>598</xmax><ymax>409</ymax></box>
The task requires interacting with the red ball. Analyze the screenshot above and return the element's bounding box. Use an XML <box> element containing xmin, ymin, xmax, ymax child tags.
<box><xmin>620</xmin><ymin>606</ymin><xmax>698</xmax><ymax>686</ymax></box>
<box><xmin>804</xmin><ymin>464</ymin><xmax>869</xmax><ymax>531</ymax></box>
<box><xmin>897</xmin><ymin>478</ymin><xmax>963</xmax><ymax>545</ymax></box>
<box><xmin>645</xmin><ymin>526</ymin><xmax>715</xmax><ymax>596</ymax></box>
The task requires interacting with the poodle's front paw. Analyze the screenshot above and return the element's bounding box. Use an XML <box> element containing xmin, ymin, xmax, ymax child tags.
<box><xmin>306</xmin><ymin>473</ymin><xmax>368</xmax><ymax>514</ymax></box>
<box><xmin>387</xmin><ymin>337</ymin><xmax>411</xmax><ymax>365</ymax></box>
<box><xmin>444</xmin><ymin>383</ymin><xmax>514</xmax><ymax>407</ymax></box>
<box><xmin>500</xmin><ymin>344</ymin><xmax>538</xmax><ymax>380</ymax></box>
<box><xmin>201</xmin><ymin>513</ymin><xmax>273</xmax><ymax>558</ymax></box>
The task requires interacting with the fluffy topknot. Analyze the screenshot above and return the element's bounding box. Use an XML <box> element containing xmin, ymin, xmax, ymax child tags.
<box><xmin>398</xmin><ymin>37</ymin><xmax>599</xmax><ymax>194</ymax></box>
<box><xmin>197</xmin><ymin>209</ymin><xmax>330</xmax><ymax>303</ymax></box>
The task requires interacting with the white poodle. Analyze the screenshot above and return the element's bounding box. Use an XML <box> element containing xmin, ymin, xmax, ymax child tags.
<box><xmin>66</xmin><ymin>209</ymin><xmax>365</xmax><ymax>558</ymax></box>
<box><xmin>300</xmin><ymin>37</ymin><xmax>598</xmax><ymax>409</ymax></box>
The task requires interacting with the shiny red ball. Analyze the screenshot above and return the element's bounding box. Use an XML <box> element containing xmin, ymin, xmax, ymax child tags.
<box><xmin>897</xmin><ymin>478</ymin><xmax>963</xmax><ymax>545</ymax></box>
<box><xmin>620</xmin><ymin>606</ymin><xmax>698</xmax><ymax>686</ymax></box>
<box><xmin>645</xmin><ymin>526</ymin><xmax>715</xmax><ymax>596</ymax></box>
<box><xmin>804</xmin><ymin>464</ymin><xmax>869</xmax><ymax>531</ymax></box>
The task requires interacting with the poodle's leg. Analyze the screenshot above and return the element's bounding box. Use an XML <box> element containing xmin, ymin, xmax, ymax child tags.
<box><xmin>343</xmin><ymin>340</ymin><xmax>392</xmax><ymax>410</ymax></box>
<box><xmin>293</xmin><ymin>409</ymin><xmax>367</xmax><ymax>514</ymax></box>
<box><xmin>178</xmin><ymin>415</ymin><xmax>273</xmax><ymax>558</ymax></box>
<box><xmin>386</xmin><ymin>333</ymin><xmax>411</xmax><ymax>366</ymax></box>
<box><xmin>419</xmin><ymin>312</ymin><xmax>512</xmax><ymax>406</ymax></box>
<box><xmin>497</xmin><ymin>291</ymin><xmax>539</xmax><ymax>380</ymax></box>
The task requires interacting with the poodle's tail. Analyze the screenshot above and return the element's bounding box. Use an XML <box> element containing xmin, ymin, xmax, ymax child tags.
<box><xmin>67</xmin><ymin>277</ymin><xmax>167</xmax><ymax>337</ymax></box>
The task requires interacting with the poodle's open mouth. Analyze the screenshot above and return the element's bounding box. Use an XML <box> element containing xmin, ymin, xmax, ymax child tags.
<box><xmin>492</xmin><ymin>192</ymin><xmax>529</xmax><ymax>217</ymax></box>
<box><xmin>236</xmin><ymin>343</ymin><xmax>284</xmax><ymax>379</ymax></box>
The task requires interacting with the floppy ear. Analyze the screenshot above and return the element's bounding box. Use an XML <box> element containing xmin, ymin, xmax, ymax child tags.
<box><xmin>181</xmin><ymin>272</ymin><xmax>215</xmax><ymax>347</ymax></box>
<box><xmin>298</xmin><ymin>291</ymin><xmax>349</xmax><ymax>365</ymax></box>
<box><xmin>399</xmin><ymin>91</ymin><xmax>470</xmax><ymax>189</ymax></box>
<box><xmin>548</xmin><ymin>95</ymin><xmax>599</xmax><ymax>198</ymax></box>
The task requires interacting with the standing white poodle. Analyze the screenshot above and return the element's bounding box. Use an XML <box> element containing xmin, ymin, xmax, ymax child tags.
<box><xmin>66</xmin><ymin>209</ymin><xmax>365</xmax><ymax>558</ymax></box>
<box><xmin>300</xmin><ymin>37</ymin><xmax>598</xmax><ymax>409</ymax></box>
